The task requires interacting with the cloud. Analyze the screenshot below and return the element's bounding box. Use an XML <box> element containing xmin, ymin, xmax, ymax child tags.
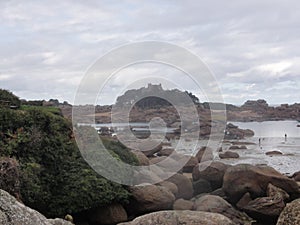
<box><xmin>0</xmin><ymin>0</ymin><xmax>299</xmax><ymax>105</ymax></box>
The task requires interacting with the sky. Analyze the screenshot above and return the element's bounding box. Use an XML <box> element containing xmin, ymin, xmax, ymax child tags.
<box><xmin>0</xmin><ymin>0</ymin><xmax>300</xmax><ymax>105</ymax></box>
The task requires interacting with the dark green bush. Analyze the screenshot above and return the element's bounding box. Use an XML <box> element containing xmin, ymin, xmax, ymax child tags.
<box><xmin>0</xmin><ymin>102</ymin><xmax>136</xmax><ymax>217</ymax></box>
<box><xmin>0</xmin><ymin>89</ymin><xmax>21</xmax><ymax>108</ymax></box>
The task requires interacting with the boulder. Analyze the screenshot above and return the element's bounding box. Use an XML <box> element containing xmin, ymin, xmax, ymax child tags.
<box><xmin>210</xmin><ymin>188</ymin><xmax>227</xmax><ymax>199</ymax></box>
<box><xmin>219</xmin><ymin>151</ymin><xmax>240</xmax><ymax>159</ymax></box>
<box><xmin>157</xmin><ymin>147</ymin><xmax>175</xmax><ymax>157</ymax></box>
<box><xmin>195</xmin><ymin>146</ymin><xmax>214</xmax><ymax>162</ymax></box>
<box><xmin>277</xmin><ymin>198</ymin><xmax>300</xmax><ymax>225</ymax></box>
<box><xmin>236</xmin><ymin>193</ymin><xmax>252</xmax><ymax>209</ymax></box>
<box><xmin>133</xmin><ymin>164</ymin><xmax>165</xmax><ymax>184</ymax></box>
<box><xmin>241</xmin><ymin>184</ymin><xmax>290</xmax><ymax>223</ymax></box>
<box><xmin>167</xmin><ymin>153</ymin><xmax>198</xmax><ymax>173</ymax></box>
<box><xmin>193</xmin><ymin>178</ymin><xmax>212</xmax><ymax>195</ymax></box>
<box><xmin>128</xmin><ymin>184</ymin><xmax>175</xmax><ymax>214</ymax></box>
<box><xmin>0</xmin><ymin>189</ymin><xmax>72</xmax><ymax>225</ymax></box>
<box><xmin>117</xmin><ymin>210</ymin><xmax>236</xmax><ymax>225</ymax></box>
<box><xmin>222</xmin><ymin>164</ymin><xmax>300</xmax><ymax>204</ymax></box>
<box><xmin>291</xmin><ymin>171</ymin><xmax>300</xmax><ymax>181</ymax></box>
<box><xmin>229</xmin><ymin>145</ymin><xmax>247</xmax><ymax>150</ymax></box>
<box><xmin>193</xmin><ymin>161</ymin><xmax>230</xmax><ymax>190</ymax></box>
<box><xmin>157</xmin><ymin>181</ymin><xmax>178</xmax><ymax>196</ymax></box>
<box><xmin>149</xmin><ymin>156</ymin><xmax>180</xmax><ymax>173</ymax></box>
<box><xmin>194</xmin><ymin>195</ymin><xmax>253</xmax><ymax>225</ymax></box>
<box><xmin>88</xmin><ymin>204</ymin><xmax>127</xmax><ymax>225</ymax></box>
<box><xmin>138</xmin><ymin>140</ymin><xmax>162</xmax><ymax>157</ymax></box>
<box><xmin>173</xmin><ymin>198</ymin><xmax>194</xmax><ymax>210</ymax></box>
<box><xmin>167</xmin><ymin>173</ymin><xmax>193</xmax><ymax>200</ymax></box>
<box><xmin>267</xmin><ymin>183</ymin><xmax>290</xmax><ymax>201</ymax></box>
<box><xmin>131</xmin><ymin>150</ymin><xmax>150</xmax><ymax>166</ymax></box>
<box><xmin>242</xmin><ymin>196</ymin><xmax>285</xmax><ymax>222</ymax></box>
<box><xmin>182</xmin><ymin>156</ymin><xmax>198</xmax><ymax>173</ymax></box>
<box><xmin>266</xmin><ymin>150</ymin><xmax>283</xmax><ymax>156</ymax></box>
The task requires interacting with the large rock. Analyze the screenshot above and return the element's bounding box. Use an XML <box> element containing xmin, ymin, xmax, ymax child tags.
<box><xmin>157</xmin><ymin>147</ymin><xmax>175</xmax><ymax>157</ymax></box>
<box><xmin>193</xmin><ymin>161</ymin><xmax>230</xmax><ymax>190</ymax></box>
<box><xmin>277</xmin><ymin>198</ymin><xmax>300</xmax><ymax>225</ymax></box>
<box><xmin>266</xmin><ymin>150</ymin><xmax>283</xmax><ymax>156</ymax></box>
<box><xmin>193</xmin><ymin>178</ymin><xmax>212</xmax><ymax>195</ymax></box>
<box><xmin>173</xmin><ymin>198</ymin><xmax>194</xmax><ymax>210</ymax></box>
<box><xmin>229</xmin><ymin>145</ymin><xmax>247</xmax><ymax>150</ymax></box>
<box><xmin>291</xmin><ymin>171</ymin><xmax>300</xmax><ymax>181</ymax></box>
<box><xmin>128</xmin><ymin>184</ymin><xmax>175</xmax><ymax>214</ymax></box>
<box><xmin>118</xmin><ymin>210</ymin><xmax>236</xmax><ymax>225</ymax></box>
<box><xmin>137</xmin><ymin>140</ymin><xmax>162</xmax><ymax>157</ymax></box>
<box><xmin>195</xmin><ymin>147</ymin><xmax>214</xmax><ymax>163</ymax></box>
<box><xmin>149</xmin><ymin>156</ymin><xmax>180</xmax><ymax>173</ymax></box>
<box><xmin>222</xmin><ymin>164</ymin><xmax>300</xmax><ymax>203</ymax></box>
<box><xmin>0</xmin><ymin>189</ymin><xmax>72</xmax><ymax>225</ymax></box>
<box><xmin>219</xmin><ymin>151</ymin><xmax>240</xmax><ymax>159</ymax></box>
<box><xmin>194</xmin><ymin>195</ymin><xmax>253</xmax><ymax>225</ymax></box>
<box><xmin>88</xmin><ymin>204</ymin><xmax>127</xmax><ymax>225</ymax></box>
<box><xmin>166</xmin><ymin>173</ymin><xmax>193</xmax><ymax>199</ymax></box>
<box><xmin>168</xmin><ymin>153</ymin><xmax>198</xmax><ymax>173</ymax></box>
<box><xmin>131</xmin><ymin>150</ymin><xmax>150</xmax><ymax>166</ymax></box>
<box><xmin>241</xmin><ymin>184</ymin><xmax>290</xmax><ymax>223</ymax></box>
<box><xmin>157</xmin><ymin>181</ymin><xmax>178</xmax><ymax>196</ymax></box>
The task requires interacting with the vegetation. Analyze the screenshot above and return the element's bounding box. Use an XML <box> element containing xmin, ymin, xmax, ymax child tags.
<box><xmin>0</xmin><ymin>89</ymin><xmax>138</xmax><ymax>217</ymax></box>
<box><xmin>0</xmin><ymin>89</ymin><xmax>21</xmax><ymax>108</ymax></box>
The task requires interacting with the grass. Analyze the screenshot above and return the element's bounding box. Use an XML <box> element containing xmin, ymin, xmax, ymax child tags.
<box><xmin>20</xmin><ymin>105</ymin><xmax>62</xmax><ymax>115</ymax></box>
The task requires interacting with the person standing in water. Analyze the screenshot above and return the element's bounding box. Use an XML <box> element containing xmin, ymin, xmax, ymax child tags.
<box><xmin>285</xmin><ymin>133</ymin><xmax>287</xmax><ymax>142</ymax></box>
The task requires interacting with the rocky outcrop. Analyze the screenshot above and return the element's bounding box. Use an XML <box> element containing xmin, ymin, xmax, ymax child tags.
<box><xmin>128</xmin><ymin>184</ymin><xmax>175</xmax><ymax>214</ymax></box>
<box><xmin>222</xmin><ymin>164</ymin><xmax>300</xmax><ymax>204</ymax></box>
<box><xmin>118</xmin><ymin>210</ymin><xmax>236</xmax><ymax>225</ymax></box>
<box><xmin>193</xmin><ymin>161</ymin><xmax>230</xmax><ymax>190</ymax></box>
<box><xmin>241</xmin><ymin>184</ymin><xmax>289</xmax><ymax>223</ymax></box>
<box><xmin>194</xmin><ymin>195</ymin><xmax>253</xmax><ymax>225</ymax></box>
<box><xmin>225</xmin><ymin>123</ymin><xmax>254</xmax><ymax>139</ymax></box>
<box><xmin>0</xmin><ymin>189</ymin><xmax>72</xmax><ymax>225</ymax></box>
<box><xmin>276</xmin><ymin>198</ymin><xmax>300</xmax><ymax>225</ymax></box>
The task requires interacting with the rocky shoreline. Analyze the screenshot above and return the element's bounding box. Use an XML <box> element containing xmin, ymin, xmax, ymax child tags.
<box><xmin>2</xmin><ymin>143</ymin><xmax>300</xmax><ymax>224</ymax></box>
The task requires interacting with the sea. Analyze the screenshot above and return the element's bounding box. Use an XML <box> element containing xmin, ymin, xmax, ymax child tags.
<box><xmin>173</xmin><ymin>120</ymin><xmax>300</xmax><ymax>175</ymax></box>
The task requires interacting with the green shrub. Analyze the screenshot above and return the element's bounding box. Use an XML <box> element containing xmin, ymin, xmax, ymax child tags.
<box><xmin>0</xmin><ymin>89</ymin><xmax>21</xmax><ymax>108</ymax></box>
<box><xmin>0</xmin><ymin>102</ymin><xmax>134</xmax><ymax>217</ymax></box>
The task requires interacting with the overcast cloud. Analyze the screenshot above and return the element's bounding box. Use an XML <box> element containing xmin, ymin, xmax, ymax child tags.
<box><xmin>0</xmin><ymin>0</ymin><xmax>300</xmax><ymax>105</ymax></box>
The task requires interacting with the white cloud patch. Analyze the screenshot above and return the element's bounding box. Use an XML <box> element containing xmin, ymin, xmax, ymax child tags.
<box><xmin>0</xmin><ymin>0</ymin><xmax>299</xmax><ymax>105</ymax></box>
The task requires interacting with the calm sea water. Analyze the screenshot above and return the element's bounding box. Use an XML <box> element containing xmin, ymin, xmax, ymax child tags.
<box><xmin>173</xmin><ymin>120</ymin><xmax>300</xmax><ymax>175</ymax></box>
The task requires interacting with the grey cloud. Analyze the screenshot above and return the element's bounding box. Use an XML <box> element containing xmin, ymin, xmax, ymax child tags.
<box><xmin>0</xmin><ymin>0</ymin><xmax>299</xmax><ymax>105</ymax></box>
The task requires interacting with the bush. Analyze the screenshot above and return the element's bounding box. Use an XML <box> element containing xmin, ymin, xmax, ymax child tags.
<box><xmin>0</xmin><ymin>103</ymin><xmax>134</xmax><ymax>217</ymax></box>
<box><xmin>0</xmin><ymin>89</ymin><xmax>21</xmax><ymax>108</ymax></box>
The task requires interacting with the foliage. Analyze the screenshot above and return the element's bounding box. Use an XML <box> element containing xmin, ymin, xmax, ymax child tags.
<box><xmin>0</xmin><ymin>89</ymin><xmax>21</xmax><ymax>108</ymax></box>
<box><xmin>0</xmin><ymin>157</ymin><xmax>20</xmax><ymax>198</ymax></box>
<box><xmin>0</xmin><ymin>101</ymin><xmax>136</xmax><ymax>217</ymax></box>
